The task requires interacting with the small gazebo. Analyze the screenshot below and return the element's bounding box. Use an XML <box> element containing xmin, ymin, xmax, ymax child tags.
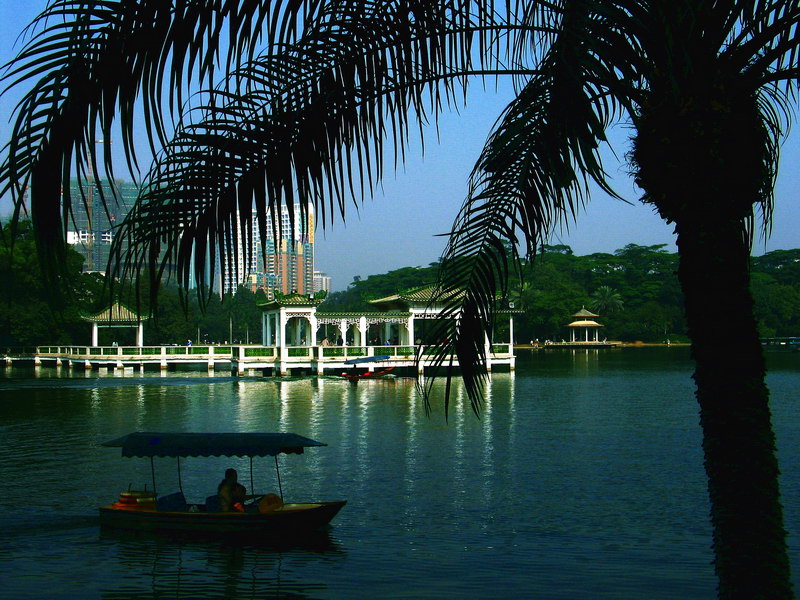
<box><xmin>82</xmin><ymin>303</ymin><xmax>147</xmax><ymax>347</ymax></box>
<box><xmin>567</xmin><ymin>307</ymin><xmax>604</xmax><ymax>343</ymax></box>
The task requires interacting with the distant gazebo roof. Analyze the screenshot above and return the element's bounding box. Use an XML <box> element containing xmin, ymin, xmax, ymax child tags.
<box><xmin>82</xmin><ymin>302</ymin><xmax>146</xmax><ymax>323</ymax></box>
<box><xmin>566</xmin><ymin>307</ymin><xmax>604</xmax><ymax>343</ymax></box>
<box><xmin>567</xmin><ymin>319</ymin><xmax>604</xmax><ymax>328</ymax></box>
<box><xmin>258</xmin><ymin>293</ymin><xmax>325</xmax><ymax>311</ymax></box>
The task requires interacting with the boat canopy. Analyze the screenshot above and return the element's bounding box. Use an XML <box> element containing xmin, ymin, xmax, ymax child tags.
<box><xmin>344</xmin><ymin>355</ymin><xmax>391</xmax><ymax>365</ymax></box>
<box><xmin>101</xmin><ymin>432</ymin><xmax>327</xmax><ymax>458</ymax></box>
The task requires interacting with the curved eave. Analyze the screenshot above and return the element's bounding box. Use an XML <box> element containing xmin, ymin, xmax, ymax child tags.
<box><xmin>567</xmin><ymin>320</ymin><xmax>604</xmax><ymax>327</ymax></box>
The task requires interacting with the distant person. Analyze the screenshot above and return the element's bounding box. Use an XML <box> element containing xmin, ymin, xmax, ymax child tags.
<box><xmin>218</xmin><ymin>468</ymin><xmax>248</xmax><ymax>512</ymax></box>
<box><xmin>186</xmin><ymin>339</ymin><xmax>192</xmax><ymax>346</ymax></box>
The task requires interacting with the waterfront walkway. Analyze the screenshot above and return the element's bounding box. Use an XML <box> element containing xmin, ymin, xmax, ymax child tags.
<box><xmin>5</xmin><ymin>343</ymin><xmax>515</xmax><ymax>376</ymax></box>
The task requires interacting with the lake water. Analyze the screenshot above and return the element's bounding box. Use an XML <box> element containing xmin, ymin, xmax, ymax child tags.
<box><xmin>1</xmin><ymin>347</ymin><xmax>799</xmax><ymax>599</ymax></box>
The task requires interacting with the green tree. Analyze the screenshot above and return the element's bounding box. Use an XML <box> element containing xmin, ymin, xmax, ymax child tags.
<box><xmin>589</xmin><ymin>286</ymin><xmax>623</xmax><ymax>315</ymax></box>
<box><xmin>2</xmin><ymin>2</ymin><xmax>798</xmax><ymax>596</ymax></box>
<box><xmin>0</xmin><ymin>220</ymin><xmax>102</xmax><ymax>346</ymax></box>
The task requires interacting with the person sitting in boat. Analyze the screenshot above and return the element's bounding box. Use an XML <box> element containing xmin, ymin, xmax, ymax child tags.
<box><xmin>218</xmin><ymin>468</ymin><xmax>248</xmax><ymax>512</ymax></box>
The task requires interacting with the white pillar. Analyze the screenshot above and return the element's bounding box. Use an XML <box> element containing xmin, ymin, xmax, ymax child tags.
<box><xmin>262</xmin><ymin>312</ymin><xmax>267</xmax><ymax>346</ymax></box>
<box><xmin>311</xmin><ymin>313</ymin><xmax>319</xmax><ymax>345</ymax></box>
<box><xmin>137</xmin><ymin>322</ymin><xmax>144</xmax><ymax>347</ymax></box>
<box><xmin>359</xmin><ymin>316</ymin><xmax>367</xmax><ymax>347</ymax></box>
<box><xmin>92</xmin><ymin>324</ymin><xmax>99</xmax><ymax>346</ymax></box>
<box><xmin>316</xmin><ymin>346</ymin><xmax>324</xmax><ymax>375</ymax></box>
<box><xmin>407</xmin><ymin>315</ymin><xmax>415</xmax><ymax>346</ymax></box>
<box><xmin>293</xmin><ymin>318</ymin><xmax>302</xmax><ymax>345</ymax></box>
<box><xmin>278</xmin><ymin>310</ymin><xmax>287</xmax><ymax>349</ymax></box>
<box><xmin>508</xmin><ymin>315</ymin><xmax>514</xmax><ymax>348</ymax></box>
<box><xmin>339</xmin><ymin>319</ymin><xmax>347</xmax><ymax>345</ymax></box>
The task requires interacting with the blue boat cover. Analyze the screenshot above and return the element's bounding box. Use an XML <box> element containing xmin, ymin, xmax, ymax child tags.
<box><xmin>343</xmin><ymin>355</ymin><xmax>391</xmax><ymax>364</ymax></box>
<box><xmin>101</xmin><ymin>432</ymin><xmax>326</xmax><ymax>458</ymax></box>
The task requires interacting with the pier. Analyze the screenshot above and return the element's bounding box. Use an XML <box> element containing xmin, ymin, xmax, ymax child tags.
<box><xmin>5</xmin><ymin>343</ymin><xmax>516</xmax><ymax>376</ymax></box>
<box><xmin>3</xmin><ymin>287</ymin><xmax>518</xmax><ymax>376</ymax></box>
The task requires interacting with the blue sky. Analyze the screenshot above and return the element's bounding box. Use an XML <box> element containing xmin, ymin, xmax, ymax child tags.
<box><xmin>1</xmin><ymin>2</ymin><xmax>798</xmax><ymax>291</ymax></box>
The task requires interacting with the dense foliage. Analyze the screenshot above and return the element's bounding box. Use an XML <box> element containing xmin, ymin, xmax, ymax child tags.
<box><xmin>1</xmin><ymin>221</ymin><xmax>267</xmax><ymax>347</ymax></box>
<box><xmin>325</xmin><ymin>244</ymin><xmax>800</xmax><ymax>344</ymax></box>
<box><xmin>3</xmin><ymin>225</ymin><xmax>799</xmax><ymax>348</ymax></box>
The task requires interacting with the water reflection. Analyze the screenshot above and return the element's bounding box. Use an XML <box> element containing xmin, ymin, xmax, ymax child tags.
<box><xmin>99</xmin><ymin>528</ymin><xmax>344</xmax><ymax>600</ymax></box>
<box><xmin>5</xmin><ymin>350</ymin><xmax>797</xmax><ymax>598</ymax></box>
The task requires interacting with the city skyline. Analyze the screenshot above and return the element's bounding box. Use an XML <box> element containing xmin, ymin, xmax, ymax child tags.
<box><xmin>1</xmin><ymin>2</ymin><xmax>798</xmax><ymax>292</ymax></box>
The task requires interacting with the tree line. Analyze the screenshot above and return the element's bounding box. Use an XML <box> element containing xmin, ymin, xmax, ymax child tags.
<box><xmin>323</xmin><ymin>243</ymin><xmax>800</xmax><ymax>344</ymax></box>
<box><xmin>3</xmin><ymin>221</ymin><xmax>798</xmax><ymax>347</ymax></box>
<box><xmin>0</xmin><ymin>220</ymin><xmax>267</xmax><ymax>347</ymax></box>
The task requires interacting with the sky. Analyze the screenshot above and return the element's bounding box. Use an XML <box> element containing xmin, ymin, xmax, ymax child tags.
<box><xmin>1</xmin><ymin>2</ymin><xmax>798</xmax><ymax>291</ymax></box>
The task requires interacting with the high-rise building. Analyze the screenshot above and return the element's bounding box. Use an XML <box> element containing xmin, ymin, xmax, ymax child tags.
<box><xmin>65</xmin><ymin>179</ymin><xmax>138</xmax><ymax>272</ymax></box>
<box><xmin>313</xmin><ymin>270</ymin><xmax>331</xmax><ymax>294</ymax></box>
<box><xmin>219</xmin><ymin>203</ymin><xmax>315</xmax><ymax>297</ymax></box>
<box><xmin>219</xmin><ymin>214</ymin><xmax>262</xmax><ymax>294</ymax></box>
<box><xmin>262</xmin><ymin>204</ymin><xmax>315</xmax><ymax>296</ymax></box>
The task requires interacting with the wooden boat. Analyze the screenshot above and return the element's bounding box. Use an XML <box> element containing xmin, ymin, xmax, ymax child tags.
<box><xmin>99</xmin><ymin>432</ymin><xmax>346</xmax><ymax>536</ymax></box>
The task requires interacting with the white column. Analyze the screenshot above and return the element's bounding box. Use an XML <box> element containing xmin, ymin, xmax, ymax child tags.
<box><xmin>508</xmin><ymin>315</ymin><xmax>514</xmax><ymax>348</ymax></box>
<box><xmin>92</xmin><ymin>324</ymin><xmax>99</xmax><ymax>346</ymax></box>
<box><xmin>316</xmin><ymin>346</ymin><xmax>324</xmax><ymax>374</ymax></box>
<box><xmin>278</xmin><ymin>310</ymin><xmax>287</xmax><ymax>349</ymax></box>
<box><xmin>293</xmin><ymin>319</ymin><xmax>302</xmax><ymax>345</ymax></box>
<box><xmin>339</xmin><ymin>319</ymin><xmax>347</xmax><ymax>345</ymax></box>
<box><xmin>262</xmin><ymin>312</ymin><xmax>267</xmax><ymax>345</ymax></box>
<box><xmin>137</xmin><ymin>322</ymin><xmax>144</xmax><ymax>347</ymax></box>
<box><xmin>359</xmin><ymin>316</ymin><xmax>367</xmax><ymax>347</ymax></box>
<box><xmin>407</xmin><ymin>315</ymin><xmax>415</xmax><ymax>346</ymax></box>
<box><xmin>311</xmin><ymin>313</ymin><xmax>319</xmax><ymax>345</ymax></box>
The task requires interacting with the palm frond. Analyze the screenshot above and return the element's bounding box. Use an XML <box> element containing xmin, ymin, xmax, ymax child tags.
<box><xmin>109</xmin><ymin>0</ymin><xmax>511</xmax><ymax>302</ymax></box>
<box><xmin>0</xmin><ymin>0</ymin><xmax>285</xmax><ymax>273</ymax></box>
<box><xmin>421</xmin><ymin>1</ymin><xmax>629</xmax><ymax>416</ymax></box>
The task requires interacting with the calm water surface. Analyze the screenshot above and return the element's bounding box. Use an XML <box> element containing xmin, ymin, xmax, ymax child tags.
<box><xmin>1</xmin><ymin>347</ymin><xmax>799</xmax><ymax>599</ymax></box>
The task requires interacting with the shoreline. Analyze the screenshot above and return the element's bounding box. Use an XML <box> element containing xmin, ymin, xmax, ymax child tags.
<box><xmin>514</xmin><ymin>341</ymin><xmax>690</xmax><ymax>349</ymax></box>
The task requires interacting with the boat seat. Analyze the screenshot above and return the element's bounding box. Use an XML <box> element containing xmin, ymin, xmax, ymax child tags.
<box><xmin>157</xmin><ymin>492</ymin><xmax>188</xmax><ymax>512</ymax></box>
<box><xmin>205</xmin><ymin>494</ymin><xmax>221</xmax><ymax>512</ymax></box>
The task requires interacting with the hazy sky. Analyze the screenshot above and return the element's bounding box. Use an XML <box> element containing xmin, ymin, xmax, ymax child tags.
<box><xmin>2</xmin><ymin>3</ymin><xmax>798</xmax><ymax>291</ymax></box>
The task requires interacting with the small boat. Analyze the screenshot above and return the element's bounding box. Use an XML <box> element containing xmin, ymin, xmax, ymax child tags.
<box><xmin>340</xmin><ymin>355</ymin><xmax>394</xmax><ymax>381</ymax></box>
<box><xmin>99</xmin><ymin>432</ymin><xmax>346</xmax><ymax>536</ymax></box>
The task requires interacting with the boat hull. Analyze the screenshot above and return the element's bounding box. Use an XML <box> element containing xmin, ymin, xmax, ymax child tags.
<box><xmin>99</xmin><ymin>501</ymin><xmax>346</xmax><ymax>535</ymax></box>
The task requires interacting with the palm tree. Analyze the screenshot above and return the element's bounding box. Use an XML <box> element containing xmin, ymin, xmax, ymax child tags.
<box><xmin>2</xmin><ymin>2</ymin><xmax>798</xmax><ymax>597</ymax></box>
<box><xmin>589</xmin><ymin>285</ymin><xmax>623</xmax><ymax>315</ymax></box>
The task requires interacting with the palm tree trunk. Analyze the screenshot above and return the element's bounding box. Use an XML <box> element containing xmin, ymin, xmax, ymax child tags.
<box><xmin>673</xmin><ymin>213</ymin><xmax>792</xmax><ymax>599</ymax></box>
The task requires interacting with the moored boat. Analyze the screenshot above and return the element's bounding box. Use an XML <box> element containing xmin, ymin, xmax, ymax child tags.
<box><xmin>339</xmin><ymin>355</ymin><xmax>394</xmax><ymax>381</ymax></box>
<box><xmin>99</xmin><ymin>432</ymin><xmax>346</xmax><ymax>536</ymax></box>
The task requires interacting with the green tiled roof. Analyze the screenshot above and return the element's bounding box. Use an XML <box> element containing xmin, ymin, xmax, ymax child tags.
<box><xmin>258</xmin><ymin>293</ymin><xmax>325</xmax><ymax>310</ymax></box>
<box><xmin>316</xmin><ymin>311</ymin><xmax>411</xmax><ymax>318</ymax></box>
<box><xmin>82</xmin><ymin>302</ymin><xmax>145</xmax><ymax>323</ymax></box>
<box><xmin>369</xmin><ymin>285</ymin><xmax>463</xmax><ymax>306</ymax></box>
